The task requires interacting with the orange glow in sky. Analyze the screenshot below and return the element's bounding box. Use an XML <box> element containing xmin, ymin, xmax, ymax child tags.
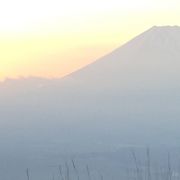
<box><xmin>0</xmin><ymin>0</ymin><xmax>180</xmax><ymax>79</ymax></box>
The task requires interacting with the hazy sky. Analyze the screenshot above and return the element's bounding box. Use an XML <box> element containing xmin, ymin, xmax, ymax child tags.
<box><xmin>0</xmin><ymin>0</ymin><xmax>180</xmax><ymax>79</ymax></box>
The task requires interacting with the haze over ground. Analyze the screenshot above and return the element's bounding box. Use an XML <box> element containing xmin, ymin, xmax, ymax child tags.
<box><xmin>1</xmin><ymin>26</ymin><xmax>180</xmax><ymax>151</ymax></box>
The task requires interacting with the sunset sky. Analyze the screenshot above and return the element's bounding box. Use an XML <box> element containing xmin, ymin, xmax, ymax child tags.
<box><xmin>0</xmin><ymin>0</ymin><xmax>179</xmax><ymax>80</ymax></box>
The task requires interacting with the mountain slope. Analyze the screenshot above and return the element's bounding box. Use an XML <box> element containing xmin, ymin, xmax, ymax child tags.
<box><xmin>1</xmin><ymin>26</ymin><xmax>180</xmax><ymax>154</ymax></box>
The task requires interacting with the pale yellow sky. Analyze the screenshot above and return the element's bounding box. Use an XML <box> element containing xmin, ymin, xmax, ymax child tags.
<box><xmin>0</xmin><ymin>0</ymin><xmax>180</xmax><ymax>79</ymax></box>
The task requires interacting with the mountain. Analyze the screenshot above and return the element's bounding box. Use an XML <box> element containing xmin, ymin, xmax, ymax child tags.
<box><xmin>1</xmin><ymin>26</ymin><xmax>180</xmax><ymax>155</ymax></box>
